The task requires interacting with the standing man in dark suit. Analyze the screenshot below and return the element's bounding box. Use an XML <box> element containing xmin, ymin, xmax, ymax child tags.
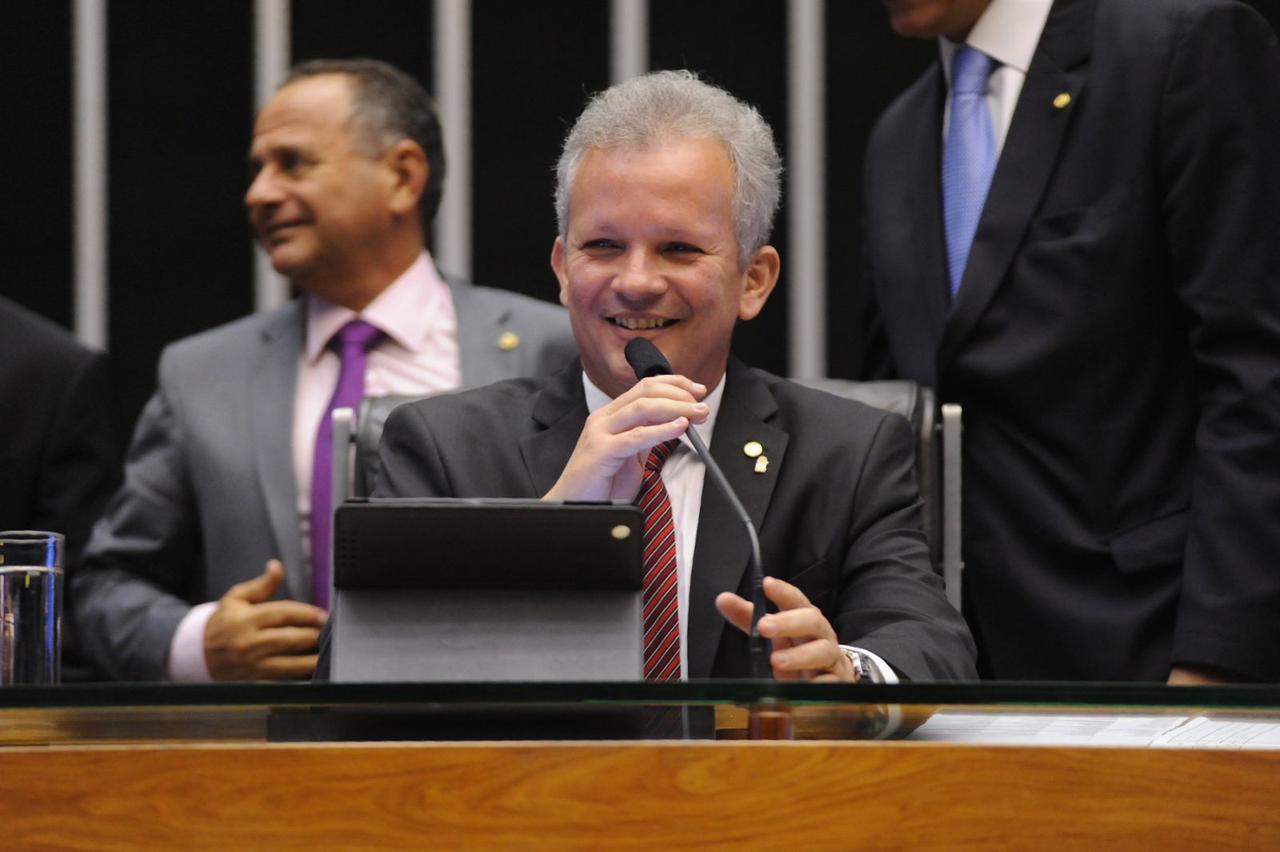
<box><xmin>0</xmin><ymin>296</ymin><xmax>120</xmax><ymax>680</ymax></box>
<box><xmin>75</xmin><ymin>59</ymin><xmax>575</xmax><ymax>682</ymax></box>
<box><xmin>861</xmin><ymin>0</ymin><xmax>1280</xmax><ymax>681</ymax></box>
<box><xmin>374</xmin><ymin>71</ymin><xmax>975</xmax><ymax>682</ymax></box>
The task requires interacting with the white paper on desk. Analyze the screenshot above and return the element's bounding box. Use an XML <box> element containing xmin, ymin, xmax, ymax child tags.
<box><xmin>1152</xmin><ymin>716</ymin><xmax>1280</xmax><ymax>749</ymax></box>
<box><xmin>907</xmin><ymin>713</ymin><xmax>1184</xmax><ymax>746</ymax></box>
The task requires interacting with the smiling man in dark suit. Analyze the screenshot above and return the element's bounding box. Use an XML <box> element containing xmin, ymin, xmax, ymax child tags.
<box><xmin>374</xmin><ymin>71</ymin><xmax>975</xmax><ymax>682</ymax></box>
<box><xmin>860</xmin><ymin>0</ymin><xmax>1280</xmax><ymax>681</ymax></box>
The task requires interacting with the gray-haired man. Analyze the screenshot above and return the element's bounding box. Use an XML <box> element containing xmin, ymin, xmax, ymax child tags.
<box><xmin>373</xmin><ymin>71</ymin><xmax>976</xmax><ymax>681</ymax></box>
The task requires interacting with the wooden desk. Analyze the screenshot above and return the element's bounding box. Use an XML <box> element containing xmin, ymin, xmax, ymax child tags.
<box><xmin>3</xmin><ymin>733</ymin><xmax>1279</xmax><ymax>848</ymax></box>
<box><xmin>2</xmin><ymin>685</ymin><xmax>1279</xmax><ymax>849</ymax></box>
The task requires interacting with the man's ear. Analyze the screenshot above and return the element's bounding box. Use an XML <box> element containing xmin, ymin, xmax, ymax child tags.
<box><xmin>385</xmin><ymin>139</ymin><xmax>429</xmax><ymax>218</ymax></box>
<box><xmin>737</xmin><ymin>245</ymin><xmax>780</xmax><ymax>321</ymax></box>
<box><xmin>551</xmin><ymin>236</ymin><xmax>570</xmax><ymax>307</ymax></box>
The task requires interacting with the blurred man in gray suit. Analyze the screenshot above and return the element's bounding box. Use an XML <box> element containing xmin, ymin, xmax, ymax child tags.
<box><xmin>76</xmin><ymin>59</ymin><xmax>575</xmax><ymax>681</ymax></box>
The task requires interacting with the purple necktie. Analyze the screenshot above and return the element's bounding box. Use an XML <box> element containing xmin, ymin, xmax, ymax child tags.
<box><xmin>310</xmin><ymin>319</ymin><xmax>382</xmax><ymax>609</ymax></box>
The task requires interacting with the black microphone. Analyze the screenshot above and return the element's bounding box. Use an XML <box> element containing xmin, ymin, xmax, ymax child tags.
<box><xmin>624</xmin><ymin>338</ymin><xmax>771</xmax><ymax>679</ymax></box>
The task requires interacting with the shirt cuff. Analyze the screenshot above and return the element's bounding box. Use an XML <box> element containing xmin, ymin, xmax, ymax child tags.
<box><xmin>841</xmin><ymin>645</ymin><xmax>900</xmax><ymax>684</ymax></box>
<box><xmin>167</xmin><ymin>601</ymin><xmax>217</xmax><ymax>682</ymax></box>
<box><xmin>841</xmin><ymin>644</ymin><xmax>902</xmax><ymax>739</ymax></box>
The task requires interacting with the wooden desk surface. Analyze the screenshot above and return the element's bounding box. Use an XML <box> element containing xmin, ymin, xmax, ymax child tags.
<box><xmin>2</xmin><ymin>737</ymin><xmax>1278</xmax><ymax>849</ymax></box>
<box><xmin>3</xmin><ymin>689</ymin><xmax>1280</xmax><ymax>849</ymax></box>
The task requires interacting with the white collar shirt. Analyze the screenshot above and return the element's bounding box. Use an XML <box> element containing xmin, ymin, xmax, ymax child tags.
<box><xmin>580</xmin><ymin>371</ymin><xmax>898</xmax><ymax>685</ymax></box>
<box><xmin>939</xmin><ymin>0</ymin><xmax>1055</xmax><ymax>154</ymax></box>
<box><xmin>582</xmin><ymin>371</ymin><xmax>726</xmax><ymax>681</ymax></box>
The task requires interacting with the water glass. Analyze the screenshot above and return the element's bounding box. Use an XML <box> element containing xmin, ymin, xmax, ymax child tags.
<box><xmin>0</xmin><ymin>531</ymin><xmax>64</xmax><ymax>685</ymax></box>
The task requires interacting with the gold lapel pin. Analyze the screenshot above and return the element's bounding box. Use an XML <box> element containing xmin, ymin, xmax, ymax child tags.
<box><xmin>1053</xmin><ymin>93</ymin><xmax>1072</xmax><ymax>110</ymax></box>
<box><xmin>754</xmin><ymin>455</ymin><xmax>769</xmax><ymax>474</ymax></box>
<box><xmin>498</xmin><ymin>331</ymin><xmax>520</xmax><ymax>351</ymax></box>
<box><xmin>743</xmin><ymin>441</ymin><xmax>763</xmax><ymax>459</ymax></box>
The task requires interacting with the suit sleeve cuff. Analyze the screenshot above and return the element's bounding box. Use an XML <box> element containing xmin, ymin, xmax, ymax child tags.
<box><xmin>167</xmin><ymin>602</ymin><xmax>217</xmax><ymax>682</ymax></box>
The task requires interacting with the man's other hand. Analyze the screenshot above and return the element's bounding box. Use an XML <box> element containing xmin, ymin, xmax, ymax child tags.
<box><xmin>543</xmin><ymin>374</ymin><xmax>708</xmax><ymax>502</ymax></box>
<box><xmin>716</xmin><ymin>576</ymin><xmax>856</xmax><ymax>682</ymax></box>
<box><xmin>204</xmin><ymin>559</ymin><xmax>328</xmax><ymax>680</ymax></box>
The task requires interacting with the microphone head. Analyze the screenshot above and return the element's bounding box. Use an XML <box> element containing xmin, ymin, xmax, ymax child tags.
<box><xmin>624</xmin><ymin>338</ymin><xmax>672</xmax><ymax>380</ymax></box>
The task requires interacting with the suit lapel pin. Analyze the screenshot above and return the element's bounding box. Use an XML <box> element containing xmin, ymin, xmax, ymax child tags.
<box><xmin>498</xmin><ymin>331</ymin><xmax>520</xmax><ymax>351</ymax></box>
<box><xmin>1053</xmin><ymin>93</ymin><xmax>1072</xmax><ymax>110</ymax></box>
<box><xmin>743</xmin><ymin>441</ymin><xmax>768</xmax><ymax>474</ymax></box>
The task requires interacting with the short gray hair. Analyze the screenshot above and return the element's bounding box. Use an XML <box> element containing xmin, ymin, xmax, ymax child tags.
<box><xmin>555</xmin><ymin>70</ymin><xmax>782</xmax><ymax>267</ymax></box>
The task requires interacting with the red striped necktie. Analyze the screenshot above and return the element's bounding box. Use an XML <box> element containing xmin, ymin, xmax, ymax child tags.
<box><xmin>638</xmin><ymin>439</ymin><xmax>682</xmax><ymax>681</ymax></box>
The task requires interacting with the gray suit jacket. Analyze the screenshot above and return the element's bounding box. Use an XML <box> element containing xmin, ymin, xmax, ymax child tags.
<box><xmin>75</xmin><ymin>278</ymin><xmax>576</xmax><ymax>680</ymax></box>
<box><xmin>371</xmin><ymin>359</ymin><xmax>977</xmax><ymax>681</ymax></box>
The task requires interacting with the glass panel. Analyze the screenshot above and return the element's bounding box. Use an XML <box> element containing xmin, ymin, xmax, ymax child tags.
<box><xmin>4</xmin><ymin>682</ymin><xmax>1280</xmax><ymax>746</ymax></box>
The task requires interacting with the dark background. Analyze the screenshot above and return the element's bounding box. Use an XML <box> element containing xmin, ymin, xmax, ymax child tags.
<box><xmin>2</xmin><ymin>1</ymin><xmax>1277</xmax><ymax>445</ymax></box>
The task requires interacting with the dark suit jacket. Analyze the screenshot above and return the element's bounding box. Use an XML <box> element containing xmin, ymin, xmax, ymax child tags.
<box><xmin>0</xmin><ymin>296</ymin><xmax>120</xmax><ymax>679</ymax></box>
<box><xmin>860</xmin><ymin>0</ymin><xmax>1280</xmax><ymax>680</ymax></box>
<box><xmin>371</xmin><ymin>359</ymin><xmax>976</xmax><ymax>681</ymax></box>
<box><xmin>75</xmin><ymin>279</ymin><xmax>576</xmax><ymax>681</ymax></box>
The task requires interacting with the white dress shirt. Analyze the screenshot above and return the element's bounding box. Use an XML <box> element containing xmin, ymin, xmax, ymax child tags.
<box><xmin>939</xmin><ymin>0</ymin><xmax>1055</xmax><ymax>154</ymax></box>
<box><xmin>581</xmin><ymin>372</ymin><xmax>897</xmax><ymax>683</ymax></box>
<box><xmin>167</xmin><ymin>251</ymin><xmax>461</xmax><ymax>681</ymax></box>
<box><xmin>582</xmin><ymin>373</ymin><xmax>723</xmax><ymax>680</ymax></box>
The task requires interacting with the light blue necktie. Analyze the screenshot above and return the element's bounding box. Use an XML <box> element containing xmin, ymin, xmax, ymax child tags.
<box><xmin>942</xmin><ymin>45</ymin><xmax>997</xmax><ymax>296</ymax></box>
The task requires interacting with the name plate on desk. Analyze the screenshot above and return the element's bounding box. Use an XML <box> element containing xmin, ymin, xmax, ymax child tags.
<box><xmin>330</xmin><ymin>499</ymin><xmax>644</xmax><ymax>682</ymax></box>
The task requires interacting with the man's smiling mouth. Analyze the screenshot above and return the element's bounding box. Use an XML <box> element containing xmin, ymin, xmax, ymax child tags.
<box><xmin>609</xmin><ymin>317</ymin><xmax>676</xmax><ymax>330</ymax></box>
<box><xmin>263</xmin><ymin>220</ymin><xmax>306</xmax><ymax>242</ymax></box>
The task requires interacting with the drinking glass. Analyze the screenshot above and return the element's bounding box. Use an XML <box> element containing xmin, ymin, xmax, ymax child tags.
<box><xmin>0</xmin><ymin>531</ymin><xmax>64</xmax><ymax>685</ymax></box>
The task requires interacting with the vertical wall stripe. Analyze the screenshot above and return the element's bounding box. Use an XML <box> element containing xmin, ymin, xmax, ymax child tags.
<box><xmin>73</xmin><ymin>0</ymin><xmax>107</xmax><ymax>349</ymax></box>
<box><xmin>253</xmin><ymin>0</ymin><xmax>291</xmax><ymax>312</ymax></box>
<box><xmin>786</xmin><ymin>0</ymin><xmax>826</xmax><ymax>377</ymax></box>
<box><xmin>434</xmin><ymin>0</ymin><xmax>471</xmax><ymax>280</ymax></box>
<box><xmin>610</xmin><ymin>0</ymin><xmax>648</xmax><ymax>83</ymax></box>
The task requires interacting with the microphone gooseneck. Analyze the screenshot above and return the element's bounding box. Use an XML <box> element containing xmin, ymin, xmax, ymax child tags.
<box><xmin>623</xmin><ymin>338</ymin><xmax>772</xmax><ymax>679</ymax></box>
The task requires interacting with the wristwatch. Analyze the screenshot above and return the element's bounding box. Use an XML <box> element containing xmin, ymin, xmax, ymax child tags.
<box><xmin>842</xmin><ymin>647</ymin><xmax>884</xmax><ymax>683</ymax></box>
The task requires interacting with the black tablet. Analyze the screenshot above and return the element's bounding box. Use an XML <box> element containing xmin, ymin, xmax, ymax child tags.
<box><xmin>329</xmin><ymin>499</ymin><xmax>646</xmax><ymax>682</ymax></box>
<box><xmin>333</xmin><ymin>498</ymin><xmax>644</xmax><ymax>591</ymax></box>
